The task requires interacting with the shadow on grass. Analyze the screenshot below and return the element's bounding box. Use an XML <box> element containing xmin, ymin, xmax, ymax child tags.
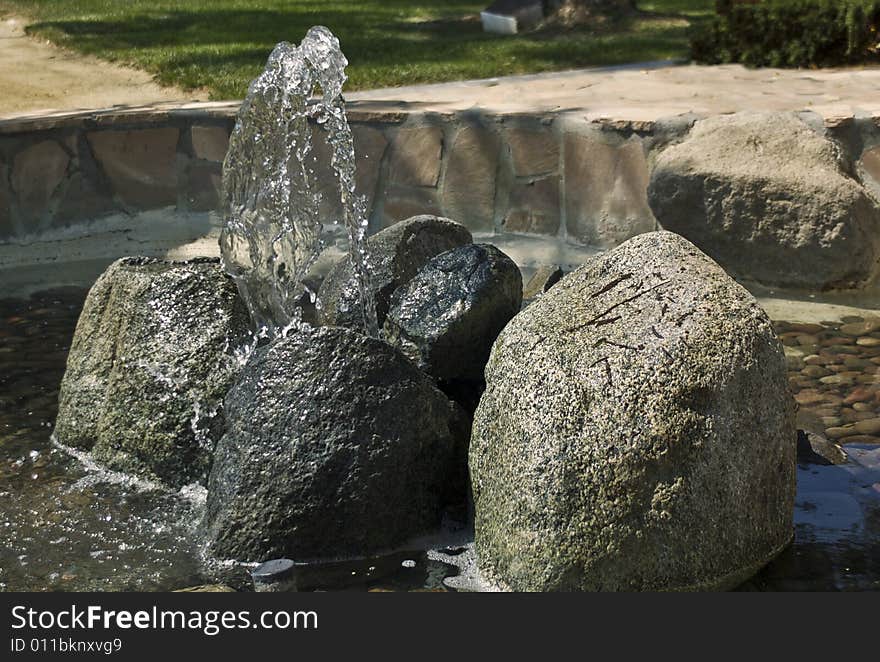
<box><xmin>21</xmin><ymin>5</ymin><xmax>709</xmax><ymax>96</ymax></box>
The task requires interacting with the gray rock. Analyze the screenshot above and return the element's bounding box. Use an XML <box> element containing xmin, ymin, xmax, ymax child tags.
<box><xmin>383</xmin><ymin>243</ymin><xmax>523</xmax><ymax>382</ymax></box>
<box><xmin>470</xmin><ymin>231</ymin><xmax>796</xmax><ymax>591</ymax></box>
<box><xmin>55</xmin><ymin>257</ymin><xmax>252</xmax><ymax>487</ymax></box>
<box><xmin>648</xmin><ymin>112</ymin><xmax>880</xmax><ymax>289</ymax></box>
<box><xmin>174</xmin><ymin>584</ymin><xmax>236</xmax><ymax>593</ymax></box>
<box><xmin>318</xmin><ymin>215</ymin><xmax>472</xmax><ymax>329</ymax></box>
<box><xmin>796</xmin><ymin>429</ymin><xmax>848</xmax><ymax>466</ymax></box>
<box><xmin>523</xmin><ymin>264</ymin><xmax>563</xmax><ymax>300</ymax></box>
<box><xmin>201</xmin><ymin>326</ymin><xmax>467</xmax><ymax>562</ymax></box>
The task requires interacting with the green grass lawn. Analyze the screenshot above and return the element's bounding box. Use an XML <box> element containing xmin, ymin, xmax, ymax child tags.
<box><xmin>0</xmin><ymin>1</ymin><xmax>715</xmax><ymax>99</ymax></box>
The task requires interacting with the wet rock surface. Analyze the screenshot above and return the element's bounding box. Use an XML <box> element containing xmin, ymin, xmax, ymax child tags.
<box><xmin>648</xmin><ymin>112</ymin><xmax>880</xmax><ymax>289</ymax></box>
<box><xmin>317</xmin><ymin>215</ymin><xmax>473</xmax><ymax>329</ymax></box>
<box><xmin>54</xmin><ymin>257</ymin><xmax>252</xmax><ymax>487</ymax></box>
<box><xmin>470</xmin><ymin>231</ymin><xmax>796</xmax><ymax>591</ymax></box>
<box><xmin>201</xmin><ymin>325</ymin><xmax>467</xmax><ymax>563</ymax></box>
<box><xmin>383</xmin><ymin>243</ymin><xmax>522</xmax><ymax>382</ymax></box>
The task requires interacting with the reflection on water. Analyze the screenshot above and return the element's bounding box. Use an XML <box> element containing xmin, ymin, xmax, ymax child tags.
<box><xmin>744</xmin><ymin>443</ymin><xmax>880</xmax><ymax>591</ymax></box>
<box><xmin>0</xmin><ymin>288</ymin><xmax>878</xmax><ymax>591</ymax></box>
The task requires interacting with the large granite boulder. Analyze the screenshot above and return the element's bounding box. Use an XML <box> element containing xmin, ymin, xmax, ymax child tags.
<box><xmin>470</xmin><ymin>231</ymin><xmax>796</xmax><ymax>591</ymax></box>
<box><xmin>55</xmin><ymin>257</ymin><xmax>252</xmax><ymax>487</ymax></box>
<box><xmin>648</xmin><ymin>112</ymin><xmax>880</xmax><ymax>289</ymax></box>
<box><xmin>317</xmin><ymin>215</ymin><xmax>472</xmax><ymax>328</ymax></box>
<box><xmin>383</xmin><ymin>243</ymin><xmax>523</xmax><ymax>382</ymax></box>
<box><xmin>201</xmin><ymin>326</ymin><xmax>468</xmax><ymax>562</ymax></box>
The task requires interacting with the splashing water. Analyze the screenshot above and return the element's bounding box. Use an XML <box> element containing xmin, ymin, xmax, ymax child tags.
<box><xmin>220</xmin><ymin>26</ymin><xmax>378</xmax><ymax>337</ymax></box>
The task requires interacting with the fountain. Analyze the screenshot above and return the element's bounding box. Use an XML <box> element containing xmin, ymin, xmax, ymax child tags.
<box><xmin>2</xmin><ymin>26</ymin><xmax>878</xmax><ymax>594</ymax></box>
<box><xmin>220</xmin><ymin>26</ymin><xmax>378</xmax><ymax>337</ymax></box>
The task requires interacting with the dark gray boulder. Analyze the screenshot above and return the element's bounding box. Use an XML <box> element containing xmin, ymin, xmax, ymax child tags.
<box><xmin>317</xmin><ymin>215</ymin><xmax>472</xmax><ymax>329</ymax></box>
<box><xmin>383</xmin><ymin>243</ymin><xmax>523</xmax><ymax>382</ymax></box>
<box><xmin>55</xmin><ymin>257</ymin><xmax>252</xmax><ymax>487</ymax></box>
<box><xmin>470</xmin><ymin>231</ymin><xmax>796</xmax><ymax>591</ymax></box>
<box><xmin>648</xmin><ymin>112</ymin><xmax>880</xmax><ymax>289</ymax></box>
<box><xmin>201</xmin><ymin>326</ymin><xmax>467</xmax><ymax>562</ymax></box>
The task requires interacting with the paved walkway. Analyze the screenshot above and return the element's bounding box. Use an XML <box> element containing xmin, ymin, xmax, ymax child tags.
<box><xmin>0</xmin><ymin>16</ymin><xmax>205</xmax><ymax>116</ymax></box>
<box><xmin>3</xmin><ymin>11</ymin><xmax>880</xmax><ymax>124</ymax></box>
<box><xmin>349</xmin><ymin>61</ymin><xmax>880</xmax><ymax>123</ymax></box>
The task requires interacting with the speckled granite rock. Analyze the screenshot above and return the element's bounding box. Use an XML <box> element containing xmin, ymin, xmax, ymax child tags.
<box><xmin>470</xmin><ymin>231</ymin><xmax>796</xmax><ymax>591</ymax></box>
<box><xmin>55</xmin><ymin>257</ymin><xmax>252</xmax><ymax>487</ymax></box>
<box><xmin>317</xmin><ymin>215</ymin><xmax>472</xmax><ymax>329</ymax></box>
<box><xmin>383</xmin><ymin>243</ymin><xmax>522</xmax><ymax>382</ymax></box>
<box><xmin>202</xmin><ymin>326</ymin><xmax>467</xmax><ymax>562</ymax></box>
<box><xmin>648</xmin><ymin>112</ymin><xmax>880</xmax><ymax>289</ymax></box>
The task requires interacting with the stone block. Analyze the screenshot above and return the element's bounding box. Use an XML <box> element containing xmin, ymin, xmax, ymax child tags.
<box><xmin>306</xmin><ymin>125</ymin><xmax>343</xmax><ymax>224</ymax></box>
<box><xmin>11</xmin><ymin>140</ymin><xmax>70</xmax><ymax>220</ymax></box>
<box><xmin>564</xmin><ymin>133</ymin><xmax>655</xmax><ymax>247</ymax></box>
<box><xmin>53</xmin><ymin>172</ymin><xmax>117</xmax><ymax>227</ymax></box>
<box><xmin>0</xmin><ymin>166</ymin><xmax>14</xmax><ymax>239</ymax></box>
<box><xmin>381</xmin><ymin>185</ymin><xmax>442</xmax><ymax>226</ymax></box>
<box><xmin>502</xmin><ymin>176</ymin><xmax>560</xmax><ymax>235</ymax></box>
<box><xmin>483</xmin><ymin>0</ymin><xmax>544</xmax><ymax>32</ymax></box>
<box><xmin>352</xmin><ymin>125</ymin><xmax>388</xmax><ymax>211</ymax></box>
<box><xmin>442</xmin><ymin>126</ymin><xmax>500</xmax><ymax>232</ymax></box>
<box><xmin>190</xmin><ymin>125</ymin><xmax>229</xmax><ymax>163</ymax></box>
<box><xmin>186</xmin><ymin>163</ymin><xmax>222</xmax><ymax>212</ymax></box>
<box><xmin>505</xmin><ymin>127</ymin><xmax>559</xmax><ymax>176</ymax></box>
<box><xmin>859</xmin><ymin>144</ymin><xmax>880</xmax><ymax>199</ymax></box>
<box><xmin>388</xmin><ymin>126</ymin><xmax>443</xmax><ymax>187</ymax></box>
<box><xmin>307</xmin><ymin>124</ymin><xmax>388</xmax><ymax>225</ymax></box>
<box><xmin>87</xmin><ymin>128</ymin><xmax>179</xmax><ymax>209</ymax></box>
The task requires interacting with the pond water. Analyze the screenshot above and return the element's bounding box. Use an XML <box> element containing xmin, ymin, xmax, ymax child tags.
<box><xmin>0</xmin><ymin>286</ymin><xmax>878</xmax><ymax>592</ymax></box>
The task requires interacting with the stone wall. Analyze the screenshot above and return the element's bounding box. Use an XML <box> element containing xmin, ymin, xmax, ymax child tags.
<box><xmin>2</xmin><ymin>102</ymin><xmax>879</xmax><ymax>267</ymax></box>
<box><xmin>0</xmin><ymin>105</ymin><xmax>236</xmax><ymax>240</ymax></box>
<box><xmin>0</xmin><ymin>102</ymin><xmax>660</xmax><ymax>249</ymax></box>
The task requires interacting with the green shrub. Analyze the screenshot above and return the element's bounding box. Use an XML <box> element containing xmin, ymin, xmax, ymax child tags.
<box><xmin>692</xmin><ymin>0</ymin><xmax>880</xmax><ymax>67</ymax></box>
